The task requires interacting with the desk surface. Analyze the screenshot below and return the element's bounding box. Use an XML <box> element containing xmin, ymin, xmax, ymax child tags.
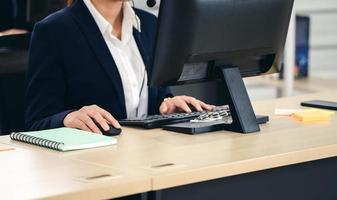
<box><xmin>1</xmin><ymin>90</ymin><xmax>337</xmax><ymax>198</ymax></box>
<box><xmin>0</xmin><ymin>144</ymin><xmax>151</xmax><ymax>199</ymax></box>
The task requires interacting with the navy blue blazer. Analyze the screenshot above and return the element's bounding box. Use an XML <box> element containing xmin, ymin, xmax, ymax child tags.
<box><xmin>25</xmin><ymin>0</ymin><xmax>171</xmax><ymax>131</ymax></box>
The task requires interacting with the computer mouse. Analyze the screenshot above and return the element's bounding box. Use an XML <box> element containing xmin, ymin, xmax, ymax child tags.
<box><xmin>96</xmin><ymin>123</ymin><xmax>122</xmax><ymax>136</ymax></box>
<box><xmin>104</xmin><ymin>125</ymin><xmax>122</xmax><ymax>136</ymax></box>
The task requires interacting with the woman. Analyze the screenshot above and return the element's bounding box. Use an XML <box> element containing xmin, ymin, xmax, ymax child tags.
<box><xmin>25</xmin><ymin>0</ymin><xmax>213</xmax><ymax>133</ymax></box>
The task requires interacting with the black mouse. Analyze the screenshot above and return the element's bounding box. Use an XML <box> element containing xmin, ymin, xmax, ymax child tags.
<box><xmin>96</xmin><ymin>123</ymin><xmax>122</xmax><ymax>136</ymax></box>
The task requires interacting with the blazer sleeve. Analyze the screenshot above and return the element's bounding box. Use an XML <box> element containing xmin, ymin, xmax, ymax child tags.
<box><xmin>25</xmin><ymin>22</ymin><xmax>74</xmax><ymax>131</ymax></box>
<box><xmin>148</xmin><ymin>86</ymin><xmax>173</xmax><ymax>115</ymax></box>
<box><xmin>157</xmin><ymin>87</ymin><xmax>173</xmax><ymax>107</ymax></box>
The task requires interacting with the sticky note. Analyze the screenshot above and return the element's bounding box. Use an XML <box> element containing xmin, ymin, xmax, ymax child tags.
<box><xmin>292</xmin><ymin>109</ymin><xmax>334</xmax><ymax>122</ymax></box>
<box><xmin>306</xmin><ymin>109</ymin><xmax>335</xmax><ymax>117</ymax></box>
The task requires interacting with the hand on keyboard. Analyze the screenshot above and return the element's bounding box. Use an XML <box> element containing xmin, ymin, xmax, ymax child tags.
<box><xmin>119</xmin><ymin>106</ymin><xmax>230</xmax><ymax>129</ymax></box>
<box><xmin>159</xmin><ymin>96</ymin><xmax>214</xmax><ymax>114</ymax></box>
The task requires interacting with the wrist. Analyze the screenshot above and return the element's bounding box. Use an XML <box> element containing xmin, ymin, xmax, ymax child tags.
<box><xmin>62</xmin><ymin>110</ymin><xmax>76</xmax><ymax>127</ymax></box>
<box><xmin>49</xmin><ymin>109</ymin><xmax>76</xmax><ymax>129</ymax></box>
<box><xmin>63</xmin><ymin>113</ymin><xmax>71</xmax><ymax>127</ymax></box>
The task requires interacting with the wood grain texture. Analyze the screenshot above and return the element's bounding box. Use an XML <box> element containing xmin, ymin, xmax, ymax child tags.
<box><xmin>0</xmin><ymin>143</ymin><xmax>15</xmax><ymax>152</ymax></box>
<box><xmin>1</xmin><ymin>90</ymin><xmax>337</xmax><ymax>197</ymax></box>
<box><xmin>0</xmin><ymin>145</ymin><xmax>151</xmax><ymax>199</ymax></box>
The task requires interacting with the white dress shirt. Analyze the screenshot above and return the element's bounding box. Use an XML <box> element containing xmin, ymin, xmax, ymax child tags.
<box><xmin>83</xmin><ymin>0</ymin><xmax>149</xmax><ymax>119</ymax></box>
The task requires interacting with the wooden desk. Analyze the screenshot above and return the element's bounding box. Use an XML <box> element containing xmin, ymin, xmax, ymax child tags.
<box><xmin>1</xmin><ymin>90</ymin><xmax>337</xmax><ymax>199</ymax></box>
<box><xmin>0</xmin><ymin>145</ymin><xmax>151</xmax><ymax>199</ymax></box>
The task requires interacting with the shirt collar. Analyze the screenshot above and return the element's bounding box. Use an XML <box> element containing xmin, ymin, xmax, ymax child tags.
<box><xmin>123</xmin><ymin>2</ymin><xmax>141</xmax><ymax>33</ymax></box>
<box><xmin>83</xmin><ymin>0</ymin><xmax>141</xmax><ymax>37</ymax></box>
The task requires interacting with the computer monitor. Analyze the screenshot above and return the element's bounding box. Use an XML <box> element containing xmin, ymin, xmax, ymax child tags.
<box><xmin>150</xmin><ymin>0</ymin><xmax>294</xmax><ymax>133</ymax></box>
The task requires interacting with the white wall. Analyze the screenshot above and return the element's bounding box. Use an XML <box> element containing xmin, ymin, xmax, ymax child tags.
<box><xmin>296</xmin><ymin>0</ymin><xmax>337</xmax><ymax>48</ymax></box>
<box><xmin>296</xmin><ymin>0</ymin><xmax>337</xmax><ymax>12</ymax></box>
<box><xmin>295</xmin><ymin>0</ymin><xmax>337</xmax><ymax>78</ymax></box>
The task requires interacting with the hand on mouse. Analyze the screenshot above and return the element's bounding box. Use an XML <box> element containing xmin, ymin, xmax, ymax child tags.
<box><xmin>159</xmin><ymin>96</ymin><xmax>214</xmax><ymax>115</ymax></box>
<box><xmin>63</xmin><ymin>105</ymin><xmax>120</xmax><ymax>134</ymax></box>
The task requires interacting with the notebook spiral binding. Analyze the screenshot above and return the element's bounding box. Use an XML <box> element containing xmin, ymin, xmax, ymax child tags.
<box><xmin>10</xmin><ymin>132</ymin><xmax>64</xmax><ymax>150</ymax></box>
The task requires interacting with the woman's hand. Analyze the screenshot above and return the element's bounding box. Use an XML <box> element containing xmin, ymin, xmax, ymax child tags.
<box><xmin>63</xmin><ymin>105</ymin><xmax>120</xmax><ymax>134</ymax></box>
<box><xmin>160</xmin><ymin>96</ymin><xmax>214</xmax><ymax>115</ymax></box>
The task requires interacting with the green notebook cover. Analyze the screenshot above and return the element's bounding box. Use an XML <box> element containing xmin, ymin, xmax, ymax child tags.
<box><xmin>10</xmin><ymin>128</ymin><xmax>117</xmax><ymax>151</ymax></box>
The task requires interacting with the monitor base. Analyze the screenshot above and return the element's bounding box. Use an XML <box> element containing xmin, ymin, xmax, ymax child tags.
<box><xmin>219</xmin><ymin>67</ymin><xmax>260</xmax><ymax>133</ymax></box>
<box><xmin>163</xmin><ymin>67</ymin><xmax>262</xmax><ymax>134</ymax></box>
<box><xmin>163</xmin><ymin>115</ymin><xmax>268</xmax><ymax>135</ymax></box>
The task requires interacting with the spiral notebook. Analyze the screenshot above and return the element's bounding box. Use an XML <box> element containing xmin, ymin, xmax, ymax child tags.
<box><xmin>10</xmin><ymin>128</ymin><xmax>117</xmax><ymax>152</ymax></box>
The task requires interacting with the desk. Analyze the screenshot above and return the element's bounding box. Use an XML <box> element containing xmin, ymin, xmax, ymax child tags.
<box><xmin>1</xmin><ymin>90</ymin><xmax>337</xmax><ymax>199</ymax></box>
<box><xmin>0</xmin><ymin>146</ymin><xmax>151</xmax><ymax>199</ymax></box>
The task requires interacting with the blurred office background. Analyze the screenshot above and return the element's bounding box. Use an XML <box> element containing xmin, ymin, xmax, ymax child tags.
<box><xmin>296</xmin><ymin>0</ymin><xmax>337</xmax><ymax>79</ymax></box>
<box><xmin>137</xmin><ymin>0</ymin><xmax>337</xmax><ymax>79</ymax></box>
<box><xmin>0</xmin><ymin>0</ymin><xmax>336</xmax><ymax>134</ymax></box>
<box><xmin>135</xmin><ymin>0</ymin><xmax>337</xmax><ymax>99</ymax></box>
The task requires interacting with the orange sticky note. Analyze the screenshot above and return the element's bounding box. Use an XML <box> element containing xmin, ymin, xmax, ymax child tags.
<box><xmin>292</xmin><ymin>109</ymin><xmax>333</xmax><ymax>122</ymax></box>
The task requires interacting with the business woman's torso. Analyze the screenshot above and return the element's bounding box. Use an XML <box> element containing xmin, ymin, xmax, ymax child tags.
<box><xmin>25</xmin><ymin>0</ymin><xmax>171</xmax><ymax>131</ymax></box>
<box><xmin>83</xmin><ymin>0</ymin><xmax>149</xmax><ymax>119</ymax></box>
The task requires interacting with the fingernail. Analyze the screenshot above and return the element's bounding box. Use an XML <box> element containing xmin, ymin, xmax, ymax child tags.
<box><xmin>104</xmin><ymin>124</ymin><xmax>110</xmax><ymax>131</ymax></box>
<box><xmin>116</xmin><ymin>123</ymin><xmax>121</xmax><ymax>129</ymax></box>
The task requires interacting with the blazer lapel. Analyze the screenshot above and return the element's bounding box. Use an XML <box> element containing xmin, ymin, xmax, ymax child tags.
<box><xmin>133</xmin><ymin>27</ymin><xmax>158</xmax><ymax>115</ymax></box>
<box><xmin>69</xmin><ymin>0</ymin><xmax>126</xmax><ymax>117</ymax></box>
<box><xmin>133</xmin><ymin>28</ymin><xmax>151</xmax><ymax>71</ymax></box>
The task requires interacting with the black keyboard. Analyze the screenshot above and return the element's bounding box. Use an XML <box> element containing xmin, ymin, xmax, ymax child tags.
<box><xmin>119</xmin><ymin>106</ymin><xmax>230</xmax><ymax>129</ymax></box>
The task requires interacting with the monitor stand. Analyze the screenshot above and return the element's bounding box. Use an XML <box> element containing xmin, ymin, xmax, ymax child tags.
<box><xmin>219</xmin><ymin>67</ymin><xmax>260</xmax><ymax>133</ymax></box>
<box><xmin>163</xmin><ymin>67</ymin><xmax>264</xmax><ymax>134</ymax></box>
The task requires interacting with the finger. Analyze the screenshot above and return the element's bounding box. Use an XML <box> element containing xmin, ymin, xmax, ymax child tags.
<box><xmin>88</xmin><ymin>112</ymin><xmax>110</xmax><ymax>131</ymax></box>
<box><xmin>74</xmin><ymin>119</ymin><xmax>92</xmax><ymax>132</ymax></box>
<box><xmin>80</xmin><ymin>114</ymin><xmax>102</xmax><ymax>134</ymax></box>
<box><xmin>175</xmin><ymin>99</ymin><xmax>192</xmax><ymax>113</ymax></box>
<box><xmin>160</xmin><ymin>101</ymin><xmax>173</xmax><ymax>114</ymax></box>
<box><xmin>103</xmin><ymin>113</ymin><xmax>121</xmax><ymax>128</ymax></box>
<box><xmin>181</xmin><ymin>96</ymin><xmax>213</xmax><ymax>111</ymax></box>
<box><xmin>199</xmin><ymin>101</ymin><xmax>214</xmax><ymax>111</ymax></box>
<box><xmin>109</xmin><ymin>118</ymin><xmax>120</xmax><ymax>129</ymax></box>
<box><xmin>93</xmin><ymin>105</ymin><xmax>121</xmax><ymax>128</ymax></box>
<box><xmin>160</xmin><ymin>102</ymin><xmax>169</xmax><ymax>114</ymax></box>
<box><xmin>166</xmin><ymin>101</ymin><xmax>177</xmax><ymax>114</ymax></box>
<box><xmin>184</xmin><ymin>97</ymin><xmax>203</xmax><ymax>112</ymax></box>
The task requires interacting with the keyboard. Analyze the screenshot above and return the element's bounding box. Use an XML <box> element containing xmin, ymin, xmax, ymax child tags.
<box><xmin>119</xmin><ymin>106</ymin><xmax>230</xmax><ymax>129</ymax></box>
